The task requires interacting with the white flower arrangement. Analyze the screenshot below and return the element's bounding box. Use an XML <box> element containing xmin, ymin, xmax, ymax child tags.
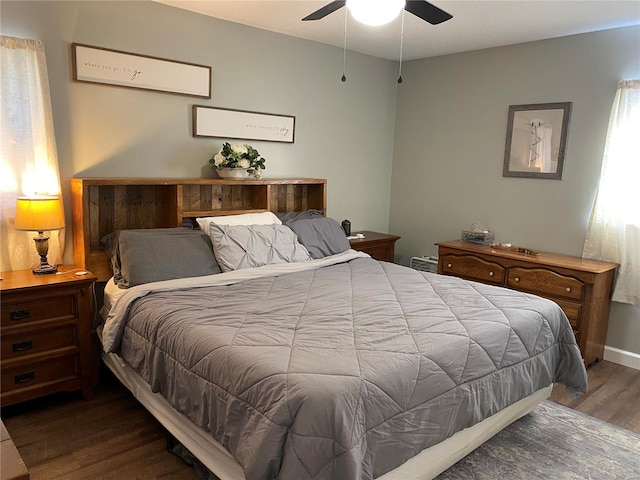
<box><xmin>210</xmin><ymin>142</ymin><xmax>266</xmax><ymax>178</ymax></box>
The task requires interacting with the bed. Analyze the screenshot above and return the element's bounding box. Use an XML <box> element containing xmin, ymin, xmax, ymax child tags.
<box><xmin>72</xmin><ymin>177</ymin><xmax>587</xmax><ymax>480</ymax></box>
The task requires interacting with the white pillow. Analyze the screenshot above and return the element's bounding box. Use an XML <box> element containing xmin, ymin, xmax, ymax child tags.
<box><xmin>196</xmin><ymin>211</ymin><xmax>281</xmax><ymax>235</ymax></box>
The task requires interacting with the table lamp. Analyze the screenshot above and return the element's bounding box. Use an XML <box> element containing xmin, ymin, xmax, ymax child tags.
<box><xmin>14</xmin><ymin>196</ymin><xmax>65</xmax><ymax>274</ymax></box>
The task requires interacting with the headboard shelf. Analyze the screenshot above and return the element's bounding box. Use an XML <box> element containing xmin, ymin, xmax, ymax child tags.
<box><xmin>71</xmin><ymin>177</ymin><xmax>327</xmax><ymax>281</ymax></box>
<box><xmin>181</xmin><ymin>209</ymin><xmax>269</xmax><ymax>218</ymax></box>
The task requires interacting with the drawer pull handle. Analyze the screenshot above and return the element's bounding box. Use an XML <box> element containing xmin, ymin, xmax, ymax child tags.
<box><xmin>514</xmin><ymin>277</ymin><xmax>520</xmax><ymax>282</ymax></box>
<box><xmin>489</xmin><ymin>271</ymin><xmax>494</xmax><ymax>277</ymax></box>
<box><xmin>447</xmin><ymin>263</ymin><xmax>452</xmax><ymax>268</ymax></box>
<box><xmin>15</xmin><ymin>372</ymin><xmax>35</xmax><ymax>384</ymax></box>
<box><xmin>12</xmin><ymin>340</ymin><xmax>33</xmax><ymax>352</ymax></box>
<box><xmin>9</xmin><ymin>309</ymin><xmax>31</xmax><ymax>321</ymax></box>
<box><xmin>566</xmin><ymin>287</ymin><xmax>571</xmax><ymax>293</ymax></box>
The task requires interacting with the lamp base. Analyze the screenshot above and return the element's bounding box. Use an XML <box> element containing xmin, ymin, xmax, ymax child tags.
<box><xmin>32</xmin><ymin>232</ymin><xmax>58</xmax><ymax>275</ymax></box>
<box><xmin>33</xmin><ymin>263</ymin><xmax>58</xmax><ymax>275</ymax></box>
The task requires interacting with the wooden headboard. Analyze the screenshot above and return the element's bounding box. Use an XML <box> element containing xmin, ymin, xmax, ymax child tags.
<box><xmin>71</xmin><ymin>177</ymin><xmax>327</xmax><ymax>281</ymax></box>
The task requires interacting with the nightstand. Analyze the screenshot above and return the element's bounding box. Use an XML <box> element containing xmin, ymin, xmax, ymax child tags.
<box><xmin>0</xmin><ymin>266</ymin><xmax>96</xmax><ymax>407</ymax></box>
<box><xmin>349</xmin><ymin>231</ymin><xmax>401</xmax><ymax>262</ymax></box>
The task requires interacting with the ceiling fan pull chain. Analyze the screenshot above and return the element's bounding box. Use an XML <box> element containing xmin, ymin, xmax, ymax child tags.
<box><xmin>398</xmin><ymin>9</ymin><xmax>405</xmax><ymax>84</ymax></box>
<box><xmin>342</xmin><ymin>7</ymin><xmax>348</xmax><ymax>82</ymax></box>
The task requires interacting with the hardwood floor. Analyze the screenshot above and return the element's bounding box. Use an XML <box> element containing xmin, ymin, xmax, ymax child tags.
<box><xmin>549</xmin><ymin>359</ymin><xmax>640</xmax><ymax>433</ymax></box>
<box><xmin>2</xmin><ymin>361</ymin><xmax>639</xmax><ymax>479</ymax></box>
<box><xmin>1</xmin><ymin>371</ymin><xmax>200</xmax><ymax>480</ymax></box>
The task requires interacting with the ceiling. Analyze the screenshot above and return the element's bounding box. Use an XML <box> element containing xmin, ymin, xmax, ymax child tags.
<box><xmin>152</xmin><ymin>1</ymin><xmax>640</xmax><ymax>61</ymax></box>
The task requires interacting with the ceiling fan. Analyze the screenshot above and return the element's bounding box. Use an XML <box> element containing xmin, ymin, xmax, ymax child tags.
<box><xmin>302</xmin><ymin>0</ymin><xmax>453</xmax><ymax>26</ymax></box>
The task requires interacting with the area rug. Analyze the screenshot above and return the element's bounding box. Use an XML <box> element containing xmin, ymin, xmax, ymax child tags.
<box><xmin>436</xmin><ymin>400</ymin><xmax>640</xmax><ymax>479</ymax></box>
<box><xmin>175</xmin><ymin>400</ymin><xmax>640</xmax><ymax>480</ymax></box>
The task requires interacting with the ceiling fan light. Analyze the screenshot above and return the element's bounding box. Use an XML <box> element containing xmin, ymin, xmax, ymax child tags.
<box><xmin>346</xmin><ymin>0</ymin><xmax>406</xmax><ymax>27</ymax></box>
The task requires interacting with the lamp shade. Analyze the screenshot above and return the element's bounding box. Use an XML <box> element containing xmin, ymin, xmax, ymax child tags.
<box><xmin>14</xmin><ymin>196</ymin><xmax>65</xmax><ymax>232</ymax></box>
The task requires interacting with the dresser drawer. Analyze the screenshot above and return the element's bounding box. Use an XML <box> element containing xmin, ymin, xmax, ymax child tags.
<box><xmin>1</xmin><ymin>295</ymin><xmax>76</xmax><ymax>328</ymax></box>
<box><xmin>553</xmin><ymin>299</ymin><xmax>582</xmax><ymax>329</ymax></box>
<box><xmin>1</xmin><ymin>355</ymin><xmax>79</xmax><ymax>394</ymax></box>
<box><xmin>440</xmin><ymin>254</ymin><xmax>505</xmax><ymax>285</ymax></box>
<box><xmin>1</xmin><ymin>325</ymin><xmax>78</xmax><ymax>361</ymax></box>
<box><xmin>507</xmin><ymin>267</ymin><xmax>584</xmax><ymax>301</ymax></box>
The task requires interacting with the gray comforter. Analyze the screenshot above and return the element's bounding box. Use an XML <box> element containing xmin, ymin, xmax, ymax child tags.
<box><xmin>103</xmin><ymin>252</ymin><xmax>587</xmax><ymax>480</ymax></box>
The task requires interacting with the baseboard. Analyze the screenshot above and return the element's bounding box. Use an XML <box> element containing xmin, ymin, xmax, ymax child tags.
<box><xmin>603</xmin><ymin>346</ymin><xmax>640</xmax><ymax>370</ymax></box>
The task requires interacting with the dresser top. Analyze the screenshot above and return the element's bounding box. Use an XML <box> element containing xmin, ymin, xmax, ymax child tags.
<box><xmin>436</xmin><ymin>240</ymin><xmax>618</xmax><ymax>274</ymax></box>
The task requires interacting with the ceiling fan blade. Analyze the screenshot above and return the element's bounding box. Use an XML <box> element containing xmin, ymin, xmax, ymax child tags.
<box><xmin>302</xmin><ymin>1</ymin><xmax>346</xmax><ymax>21</ymax></box>
<box><xmin>405</xmin><ymin>0</ymin><xmax>453</xmax><ymax>25</ymax></box>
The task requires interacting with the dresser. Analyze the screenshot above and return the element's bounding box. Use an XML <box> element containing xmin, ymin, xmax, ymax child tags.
<box><xmin>0</xmin><ymin>266</ymin><xmax>96</xmax><ymax>406</ymax></box>
<box><xmin>349</xmin><ymin>231</ymin><xmax>401</xmax><ymax>263</ymax></box>
<box><xmin>436</xmin><ymin>240</ymin><xmax>618</xmax><ymax>366</ymax></box>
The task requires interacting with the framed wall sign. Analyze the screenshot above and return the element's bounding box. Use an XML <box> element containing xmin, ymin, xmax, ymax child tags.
<box><xmin>72</xmin><ymin>43</ymin><xmax>211</xmax><ymax>98</ymax></box>
<box><xmin>503</xmin><ymin>102</ymin><xmax>572</xmax><ymax>179</ymax></box>
<box><xmin>193</xmin><ymin>105</ymin><xmax>295</xmax><ymax>143</ymax></box>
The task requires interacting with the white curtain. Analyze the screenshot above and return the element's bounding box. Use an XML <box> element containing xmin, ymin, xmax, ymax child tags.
<box><xmin>583</xmin><ymin>80</ymin><xmax>640</xmax><ymax>306</ymax></box>
<box><xmin>0</xmin><ymin>36</ymin><xmax>65</xmax><ymax>271</ymax></box>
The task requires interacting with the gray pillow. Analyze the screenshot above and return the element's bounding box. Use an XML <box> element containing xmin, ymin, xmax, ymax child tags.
<box><xmin>275</xmin><ymin>209</ymin><xmax>324</xmax><ymax>223</ymax></box>
<box><xmin>101</xmin><ymin>229</ymin><xmax>127</xmax><ymax>282</ymax></box>
<box><xmin>102</xmin><ymin>228</ymin><xmax>189</xmax><ymax>286</ymax></box>
<box><xmin>209</xmin><ymin>223</ymin><xmax>311</xmax><ymax>272</ymax></box>
<box><xmin>102</xmin><ymin>228</ymin><xmax>221</xmax><ymax>287</ymax></box>
<box><xmin>285</xmin><ymin>217</ymin><xmax>350</xmax><ymax>259</ymax></box>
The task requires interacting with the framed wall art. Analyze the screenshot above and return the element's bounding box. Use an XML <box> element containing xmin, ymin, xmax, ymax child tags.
<box><xmin>193</xmin><ymin>105</ymin><xmax>295</xmax><ymax>143</ymax></box>
<box><xmin>72</xmin><ymin>43</ymin><xmax>211</xmax><ymax>98</ymax></box>
<box><xmin>503</xmin><ymin>102</ymin><xmax>572</xmax><ymax>179</ymax></box>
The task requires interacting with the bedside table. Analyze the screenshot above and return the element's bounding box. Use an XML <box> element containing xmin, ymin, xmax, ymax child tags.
<box><xmin>349</xmin><ymin>231</ymin><xmax>401</xmax><ymax>262</ymax></box>
<box><xmin>0</xmin><ymin>266</ymin><xmax>97</xmax><ymax>407</ymax></box>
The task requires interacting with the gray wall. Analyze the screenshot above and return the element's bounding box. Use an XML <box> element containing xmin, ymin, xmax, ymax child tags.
<box><xmin>390</xmin><ymin>26</ymin><xmax>640</xmax><ymax>354</ymax></box>
<box><xmin>1</xmin><ymin>0</ymin><xmax>398</xmax><ymax>250</ymax></box>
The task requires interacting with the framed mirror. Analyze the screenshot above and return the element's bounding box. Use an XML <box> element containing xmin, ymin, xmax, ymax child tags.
<box><xmin>503</xmin><ymin>102</ymin><xmax>572</xmax><ymax>179</ymax></box>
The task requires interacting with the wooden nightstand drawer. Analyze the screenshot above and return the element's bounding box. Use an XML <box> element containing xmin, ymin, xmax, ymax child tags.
<box><xmin>1</xmin><ymin>295</ymin><xmax>76</xmax><ymax>328</ymax></box>
<box><xmin>1</xmin><ymin>325</ymin><xmax>77</xmax><ymax>361</ymax></box>
<box><xmin>358</xmin><ymin>245</ymin><xmax>391</xmax><ymax>261</ymax></box>
<box><xmin>507</xmin><ymin>267</ymin><xmax>584</xmax><ymax>301</ymax></box>
<box><xmin>440</xmin><ymin>254</ymin><xmax>505</xmax><ymax>285</ymax></box>
<box><xmin>1</xmin><ymin>355</ymin><xmax>79</xmax><ymax>394</ymax></box>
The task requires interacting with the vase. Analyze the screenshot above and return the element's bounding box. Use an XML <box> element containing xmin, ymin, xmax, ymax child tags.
<box><xmin>216</xmin><ymin>168</ymin><xmax>251</xmax><ymax>180</ymax></box>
